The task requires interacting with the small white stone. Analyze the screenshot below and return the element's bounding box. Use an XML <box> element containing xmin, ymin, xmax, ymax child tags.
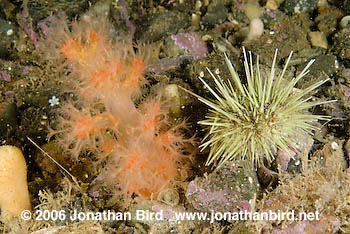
<box><xmin>340</xmin><ymin>16</ymin><xmax>350</xmax><ymax>29</ymax></box>
<box><xmin>309</xmin><ymin>31</ymin><xmax>328</xmax><ymax>49</ymax></box>
<box><xmin>335</xmin><ymin>59</ymin><xmax>340</xmax><ymax>69</ymax></box>
<box><xmin>6</xmin><ymin>29</ymin><xmax>13</xmax><ymax>36</ymax></box>
<box><xmin>331</xmin><ymin>141</ymin><xmax>338</xmax><ymax>150</ymax></box>
<box><xmin>248</xmin><ymin>177</ymin><xmax>253</xmax><ymax>184</ymax></box>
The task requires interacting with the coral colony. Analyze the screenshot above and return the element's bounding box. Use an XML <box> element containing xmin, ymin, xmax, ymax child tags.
<box><xmin>42</xmin><ymin>13</ymin><xmax>194</xmax><ymax>200</ymax></box>
<box><xmin>187</xmin><ymin>48</ymin><xmax>331</xmax><ymax>168</ymax></box>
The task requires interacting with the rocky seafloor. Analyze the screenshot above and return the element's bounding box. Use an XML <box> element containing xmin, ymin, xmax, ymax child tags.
<box><xmin>1</xmin><ymin>0</ymin><xmax>350</xmax><ymax>233</ymax></box>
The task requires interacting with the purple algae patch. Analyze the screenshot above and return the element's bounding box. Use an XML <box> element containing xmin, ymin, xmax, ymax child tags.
<box><xmin>186</xmin><ymin>161</ymin><xmax>259</xmax><ymax>213</ymax></box>
<box><xmin>171</xmin><ymin>32</ymin><xmax>208</xmax><ymax>60</ymax></box>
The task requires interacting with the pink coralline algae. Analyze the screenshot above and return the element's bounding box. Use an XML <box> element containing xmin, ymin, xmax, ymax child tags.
<box><xmin>186</xmin><ymin>161</ymin><xmax>259</xmax><ymax>213</ymax></box>
<box><xmin>146</xmin><ymin>32</ymin><xmax>208</xmax><ymax>73</ymax></box>
<box><xmin>276</xmin><ymin>148</ymin><xmax>296</xmax><ymax>173</ymax></box>
<box><xmin>152</xmin><ymin>204</ymin><xmax>177</xmax><ymax>221</ymax></box>
<box><xmin>0</xmin><ymin>71</ymin><xmax>11</xmax><ymax>82</ymax></box>
<box><xmin>20</xmin><ymin>10</ymin><xmax>40</xmax><ymax>45</ymax></box>
<box><xmin>171</xmin><ymin>32</ymin><xmax>208</xmax><ymax>60</ymax></box>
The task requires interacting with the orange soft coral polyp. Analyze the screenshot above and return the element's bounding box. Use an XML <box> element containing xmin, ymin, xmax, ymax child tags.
<box><xmin>159</xmin><ymin>131</ymin><xmax>175</xmax><ymax>145</ymax></box>
<box><xmin>60</xmin><ymin>30</ymin><xmax>104</xmax><ymax>64</ymax></box>
<box><xmin>129</xmin><ymin>58</ymin><xmax>145</xmax><ymax>80</ymax></box>
<box><xmin>89</xmin><ymin>62</ymin><xmax>123</xmax><ymax>90</ymax></box>
<box><xmin>87</xmin><ymin>30</ymin><xmax>102</xmax><ymax>45</ymax></box>
<box><xmin>124</xmin><ymin>153</ymin><xmax>145</xmax><ymax>170</ymax></box>
<box><xmin>60</xmin><ymin>39</ymin><xmax>83</xmax><ymax>61</ymax></box>
<box><xmin>74</xmin><ymin>116</ymin><xmax>96</xmax><ymax>138</ymax></box>
<box><xmin>142</xmin><ymin>118</ymin><xmax>156</xmax><ymax>132</ymax></box>
<box><xmin>73</xmin><ymin>113</ymin><xmax>115</xmax><ymax>139</ymax></box>
<box><xmin>121</xmin><ymin>58</ymin><xmax>146</xmax><ymax>93</ymax></box>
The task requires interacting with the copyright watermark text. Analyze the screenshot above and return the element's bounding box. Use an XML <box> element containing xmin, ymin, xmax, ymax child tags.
<box><xmin>20</xmin><ymin>209</ymin><xmax>320</xmax><ymax>223</ymax></box>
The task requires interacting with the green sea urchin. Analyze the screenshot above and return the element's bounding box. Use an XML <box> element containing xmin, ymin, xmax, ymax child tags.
<box><xmin>188</xmin><ymin>48</ymin><xmax>332</xmax><ymax>168</ymax></box>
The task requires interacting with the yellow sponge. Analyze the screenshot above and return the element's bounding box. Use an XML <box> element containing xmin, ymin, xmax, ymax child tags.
<box><xmin>0</xmin><ymin>145</ymin><xmax>31</xmax><ymax>218</ymax></box>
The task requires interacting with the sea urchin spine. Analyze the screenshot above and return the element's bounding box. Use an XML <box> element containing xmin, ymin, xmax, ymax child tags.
<box><xmin>187</xmin><ymin>48</ymin><xmax>332</xmax><ymax>168</ymax></box>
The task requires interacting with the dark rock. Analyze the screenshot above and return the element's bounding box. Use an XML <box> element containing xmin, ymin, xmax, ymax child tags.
<box><xmin>333</xmin><ymin>27</ymin><xmax>350</xmax><ymax>61</ymax></box>
<box><xmin>307</xmin><ymin>54</ymin><xmax>338</xmax><ymax>78</ymax></box>
<box><xmin>243</xmin><ymin>17</ymin><xmax>310</xmax><ymax>65</ymax></box>
<box><xmin>136</xmin><ymin>11</ymin><xmax>190</xmax><ymax>43</ymax></box>
<box><xmin>26</xmin><ymin>0</ymin><xmax>96</xmax><ymax>23</ymax></box>
<box><xmin>202</xmin><ymin>0</ymin><xmax>228</xmax><ymax>27</ymax></box>
<box><xmin>315</xmin><ymin>5</ymin><xmax>343</xmax><ymax>37</ymax></box>
<box><xmin>0</xmin><ymin>103</ymin><xmax>18</xmax><ymax>137</ymax></box>
<box><xmin>0</xmin><ymin>18</ymin><xmax>17</xmax><ymax>59</ymax></box>
<box><xmin>283</xmin><ymin>0</ymin><xmax>318</xmax><ymax>15</ymax></box>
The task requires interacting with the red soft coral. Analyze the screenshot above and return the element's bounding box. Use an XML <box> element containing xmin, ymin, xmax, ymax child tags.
<box><xmin>44</xmin><ymin>11</ymin><xmax>195</xmax><ymax>204</ymax></box>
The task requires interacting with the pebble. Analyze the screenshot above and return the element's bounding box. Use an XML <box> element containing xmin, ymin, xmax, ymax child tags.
<box><xmin>309</xmin><ymin>31</ymin><xmax>328</xmax><ymax>49</ymax></box>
